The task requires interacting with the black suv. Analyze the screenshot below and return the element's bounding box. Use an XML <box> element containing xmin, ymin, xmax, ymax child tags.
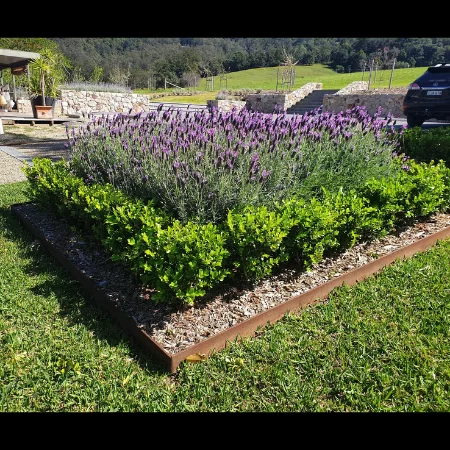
<box><xmin>402</xmin><ymin>64</ymin><xmax>450</xmax><ymax>127</ymax></box>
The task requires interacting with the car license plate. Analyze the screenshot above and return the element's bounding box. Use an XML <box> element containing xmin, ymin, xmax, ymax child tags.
<box><xmin>427</xmin><ymin>90</ymin><xmax>442</xmax><ymax>96</ymax></box>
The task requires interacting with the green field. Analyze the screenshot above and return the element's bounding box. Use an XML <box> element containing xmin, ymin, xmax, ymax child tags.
<box><xmin>134</xmin><ymin>63</ymin><xmax>429</xmax><ymax>104</ymax></box>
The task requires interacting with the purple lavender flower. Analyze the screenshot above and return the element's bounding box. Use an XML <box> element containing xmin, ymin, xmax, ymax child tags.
<box><xmin>259</xmin><ymin>169</ymin><xmax>272</xmax><ymax>183</ymax></box>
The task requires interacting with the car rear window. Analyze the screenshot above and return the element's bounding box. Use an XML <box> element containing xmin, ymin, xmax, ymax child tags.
<box><xmin>417</xmin><ymin>68</ymin><xmax>450</xmax><ymax>83</ymax></box>
<box><xmin>427</xmin><ymin>66</ymin><xmax>450</xmax><ymax>73</ymax></box>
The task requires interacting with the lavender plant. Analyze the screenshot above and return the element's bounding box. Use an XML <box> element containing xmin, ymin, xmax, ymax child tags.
<box><xmin>59</xmin><ymin>81</ymin><xmax>133</xmax><ymax>93</ymax></box>
<box><xmin>67</xmin><ymin>105</ymin><xmax>405</xmax><ymax>224</ymax></box>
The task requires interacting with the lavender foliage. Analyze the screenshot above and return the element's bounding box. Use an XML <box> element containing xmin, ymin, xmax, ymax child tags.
<box><xmin>67</xmin><ymin>105</ymin><xmax>405</xmax><ymax>224</ymax></box>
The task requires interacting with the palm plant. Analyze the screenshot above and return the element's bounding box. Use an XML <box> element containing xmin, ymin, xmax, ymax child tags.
<box><xmin>33</xmin><ymin>52</ymin><xmax>52</xmax><ymax>105</ymax></box>
<box><xmin>28</xmin><ymin>47</ymin><xmax>68</xmax><ymax>105</ymax></box>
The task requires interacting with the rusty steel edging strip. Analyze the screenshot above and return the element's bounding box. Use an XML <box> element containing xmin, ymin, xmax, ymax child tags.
<box><xmin>170</xmin><ymin>225</ymin><xmax>450</xmax><ymax>371</ymax></box>
<box><xmin>11</xmin><ymin>203</ymin><xmax>450</xmax><ymax>373</ymax></box>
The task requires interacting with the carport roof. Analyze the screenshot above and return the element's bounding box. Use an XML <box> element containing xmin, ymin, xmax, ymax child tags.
<box><xmin>0</xmin><ymin>48</ymin><xmax>40</xmax><ymax>71</ymax></box>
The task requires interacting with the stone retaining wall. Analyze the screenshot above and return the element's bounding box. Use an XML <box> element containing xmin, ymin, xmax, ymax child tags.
<box><xmin>60</xmin><ymin>90</ymin><xmax>150</xmax><ymax>116</ymax></box>
<box><xmin>323</xmin><ymin>81</ymin><xmax>407</xmax><ymax>117</ymax></box>
<box><xmin>207</xmin><ymin>99</ymin><xmax>247</xmax><ymax>112</ymax></box>
<box><xmin>14</xmin><ymin>82</ymin><xmax>408</xmax><ymax>119</ymax></box>
<box><xmin>16</xmin><ymin>90</ymin><xmax>151</xmax><ymax>117</ymax></box>
<box><xmin>335</xmin><ymin>81</ymin><xmax>369</xmax><ymax>94</ymax></box>
<box><xmin>244</xmin><ymin>82</ymin><xmax>322</xmax><ymax>113</ymax></box>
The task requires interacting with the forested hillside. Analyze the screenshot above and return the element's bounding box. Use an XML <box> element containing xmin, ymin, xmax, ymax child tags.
<box><xmin>2</xmin><ymin>37</ymin><xmax>450</xmax><ymax>90</ymax></box>
<box><xmin>50</xmin><ymin>37</ymin><xmax>450</xmax><ymax>89</ymax></box>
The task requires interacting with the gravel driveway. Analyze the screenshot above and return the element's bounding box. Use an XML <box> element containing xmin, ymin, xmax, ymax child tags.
<box><xmin>0</xmin><ymin>140</ymin><xmax>70</xmax><ymax>185</ymax></box>
<box><xmin>0</xmin><ymin>122</ymin><xmax>77</xmax><ymax>185</ymax></box>
<box><xmin>0</xmin><ymin>150</ymin><xmax>28</xmax><ymax>184</ymax></box>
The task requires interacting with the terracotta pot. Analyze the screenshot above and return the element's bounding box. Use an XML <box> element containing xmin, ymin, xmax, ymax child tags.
<box><xmin>35</xmin><ymin>105</ymin><xmax>53</xmax><ymax>119</ymax></box>
<box><xmin>31</xmin><ymin>97</ymin><xmax>56</xmax><ymax>118</ymax></box>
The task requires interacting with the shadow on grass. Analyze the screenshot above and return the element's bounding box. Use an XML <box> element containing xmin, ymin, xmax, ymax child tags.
<box><xmin>0</xmin><ymin>202</ymin><xmax>169</xmax><ymax>375</ymax></box>
<box><xmin>0</xmin><ymin>133</ymin><xmax>65</xmax><ymax>143</ymax></box>
<box><xmin>12</xmin><ymin>139</ymin><xmax>70</xmax><ymax>163</ymax></box>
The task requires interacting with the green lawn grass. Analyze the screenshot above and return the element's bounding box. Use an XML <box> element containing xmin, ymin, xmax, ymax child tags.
<box><xmin>134</xmin><ymin>64</ymin><xmax>428</xmax><ymax>105</ymax></box>
<box><xmin>1</xmin><ymin>181</ymin><xmax>450</xmax><ymax>411</ymax></box>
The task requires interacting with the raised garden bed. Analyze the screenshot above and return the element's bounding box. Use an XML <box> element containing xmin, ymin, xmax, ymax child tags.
<box><xmin>11</xmin><ymin>201</ymin><xmax>450</xmax><ymax>373</ymax></box>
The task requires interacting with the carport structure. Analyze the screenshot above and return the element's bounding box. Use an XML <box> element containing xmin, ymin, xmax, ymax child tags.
<box><xmin>0</xmin><ymin>49</ymin><xmax>40</xmax><ymax>133</ymax></box>
<box><xmin>0</xmin><ymin>48</ymin><xmax>40</xmax><ymax>105</ymax></box>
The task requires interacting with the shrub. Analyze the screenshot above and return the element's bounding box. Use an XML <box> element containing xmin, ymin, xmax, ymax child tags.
<box><xmin>67</xmin><ymin>105</ymin><xmax>402</xmax><ymax>224</ymax></box>
<box><xmin>359</xmin><ymin>158</ymin><xmax>450</xmax><ymax>231</ymax></box>
<box><xmin>60</xmin><ymin>81</ymin><xmax>133</xmax><ymax>93</ymax></box>
<box><xmin>24</xmin><ymin>105</ymin><xmax>450</xmax><ymax>306</ymax></box>
<box><xmin>225</xmin><ymin>205</ymin><xmax>295</xmax><ymax>282</ymax></box>
<box><xmin>399</xmin><ymin>126</ymin><xmax>450</xmax><ymax>168</ymax></box>
<box><xmin>139</xmin><ymin>220</ymin><xmax>231</xmax><ymax>305</ymax></box>
<box><xmin>22</xmin><ymin>154</ymin><xmax>450</xmax><ymax>306</ymax></box>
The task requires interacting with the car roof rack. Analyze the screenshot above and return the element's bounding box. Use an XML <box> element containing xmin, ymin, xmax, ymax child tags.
<box><xmin>434</xmin><ymin>63</ymin><xmax>450</xmax><ymax>67</ymax></box>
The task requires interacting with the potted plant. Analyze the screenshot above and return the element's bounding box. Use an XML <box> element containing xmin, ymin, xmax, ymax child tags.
<box><xmin>27</xmin><ymin>48</ymin><xmax>67</xmax><ymax>119</ymax></box>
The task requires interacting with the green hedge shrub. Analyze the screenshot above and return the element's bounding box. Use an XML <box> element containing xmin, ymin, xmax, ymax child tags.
<box><xmin>400</xmin><ymin>126</ymin><xmax>450</xmax><ymax>167</ymax></box>
<box><xmin>22</xmin><ymin>157</ymin><xmax>450</xmax><ymax>306</ymax></box>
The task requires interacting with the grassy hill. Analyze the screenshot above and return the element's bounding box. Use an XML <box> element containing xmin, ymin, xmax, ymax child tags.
<box><xmin>134</xmin><ymin>63</ymin><xmax>428</xmax><ymax>105</ymax></box>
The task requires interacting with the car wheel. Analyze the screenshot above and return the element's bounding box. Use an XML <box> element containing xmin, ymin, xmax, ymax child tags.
<box><xmin>406</xmin><ymin>115</ymin><xmax>425</xmax><ymax>128</ymax></box>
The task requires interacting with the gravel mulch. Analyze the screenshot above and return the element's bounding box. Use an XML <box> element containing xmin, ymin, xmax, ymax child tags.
<box><xmin>0</xmin><ymin>123</ymin><xmax>73</xmax><ymax>185</ymax></box>
<box><xmin>0</xmin><ymin>141</ymin><xmax>70</xmax><ymax>185</ymax></box>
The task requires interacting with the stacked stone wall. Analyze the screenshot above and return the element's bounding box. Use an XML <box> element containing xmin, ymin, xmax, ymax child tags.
<box><xmin>207</xmin><ymin>99</ymin><xmax>247</xmax><ymax>112</ymax></box>
<box><xmin>60</xmin><ymin>90</ymin><xmax>150</xmax><ymax>117</ymax></box>
<box><xmin>13</xmin><ymin>83</ymin><xmax>408</xmax><ymax>119</ymax></box>
<box><xmin>16</xmin><ymin>90</ymin><xmax>150</xmax><ymax>117</ymax></box>
<box><xmin>335</xmin><ymin>81</ymin><xmax>369</xmax><ymax>94</ymax></box>
<box><xmin>244</xmin><ymin>82</ymin><xmax>322</xmax><ymax>113</ymax></box>
<box><xmin>323</xmin><ymin>82</ymin><xmax>407</xmax><ymax>117</ymax></box>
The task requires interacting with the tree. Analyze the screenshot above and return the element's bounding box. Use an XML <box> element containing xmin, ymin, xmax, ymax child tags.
<box><xmin>108</xmin><ymin>63</ymin><xmax>131</xmax><ymax>86</ymax></box>
<box><xmin>227</xmin><ymin>51</ymin><xmax>249</xmax><ymax>72</ymax></box>
<box><xmin>27</xmin><ymin>46</ymin><xmax>71</xmax><ymax>102</ymax></box>
<box><xmin>330</xmin><ymin>47</ymin><xmax>349</xmax><ymax>69</ymax></box>
<box><xmin>349</xmin><ymin>50</ymin><xmax>367</xmax><ymax>72</ymax></box>
<box><xmin>0</xmin><ymin>38</ymin><xmax>70</xmax><ymax>93</ymax></box>
<box><xmin>303</xmin><ymin>53</ymin><xmax>315</xmax><ymax>65</ymax></box>
<box><xmin>69</xmin><ymin>67</ymin><xmax>85</xmax><ymax>83</ymax></box>
<box><xmin>17</xmin><ymin>37</ymin><xmax>450</xmax><ymax>91</ymax></box>
<box><xmin>0</xmin><ymin>38</ymin><xmax>58</xmax><ymax>54</ymax></box>
<box><xmin>181</xmin><ymin>70</ymin><xmax>200</xmax><ymax>89</ymax></box>
<box><xmin>90</xmin><ymin>66</ymin><xmax>104</xmax><ymax>83</ymax></box>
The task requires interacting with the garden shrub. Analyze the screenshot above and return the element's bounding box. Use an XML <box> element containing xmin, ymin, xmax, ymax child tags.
<box><xmin>142</xmin><ymin>220</ymin><xmax>231</xmax><ymax>305</ymax></box>
<box><xmin>66</xmin><ymin>105</ymin><xmax>402</xmax><ymax>224</ymax></box>
<box><xmin>359</xmin><ymin>159</ymin><xmax>450</xmax><ymax>231</ymax></box>
<box><xmin>103</xmin><ymin>199</ymin><xmax>171</xmax><ymax>268</ymax></box>
<box><xmin>400</xmin><ymin>126</ymin><xmax>450</xmax><ymax>167</ymax></box>
<box><xmin>280</xmin><ymin>196</ymin><xmax>341</xmax><ymax>269</ymax></box>
<box><xmin>321</xmin><ymin>187</ymin><xmax>386</xmax><ymax>250</ymax></box>
<box><xmin>225</xmin><ymin>205</ymin><xmax>295</xmax><ymax>282</ymax></box>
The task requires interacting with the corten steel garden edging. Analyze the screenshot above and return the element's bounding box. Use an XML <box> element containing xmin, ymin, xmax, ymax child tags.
<box><xmin>11</xmin><ymin>202</ymin><xmax>450</xmax><ymax>373</ymax></box>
